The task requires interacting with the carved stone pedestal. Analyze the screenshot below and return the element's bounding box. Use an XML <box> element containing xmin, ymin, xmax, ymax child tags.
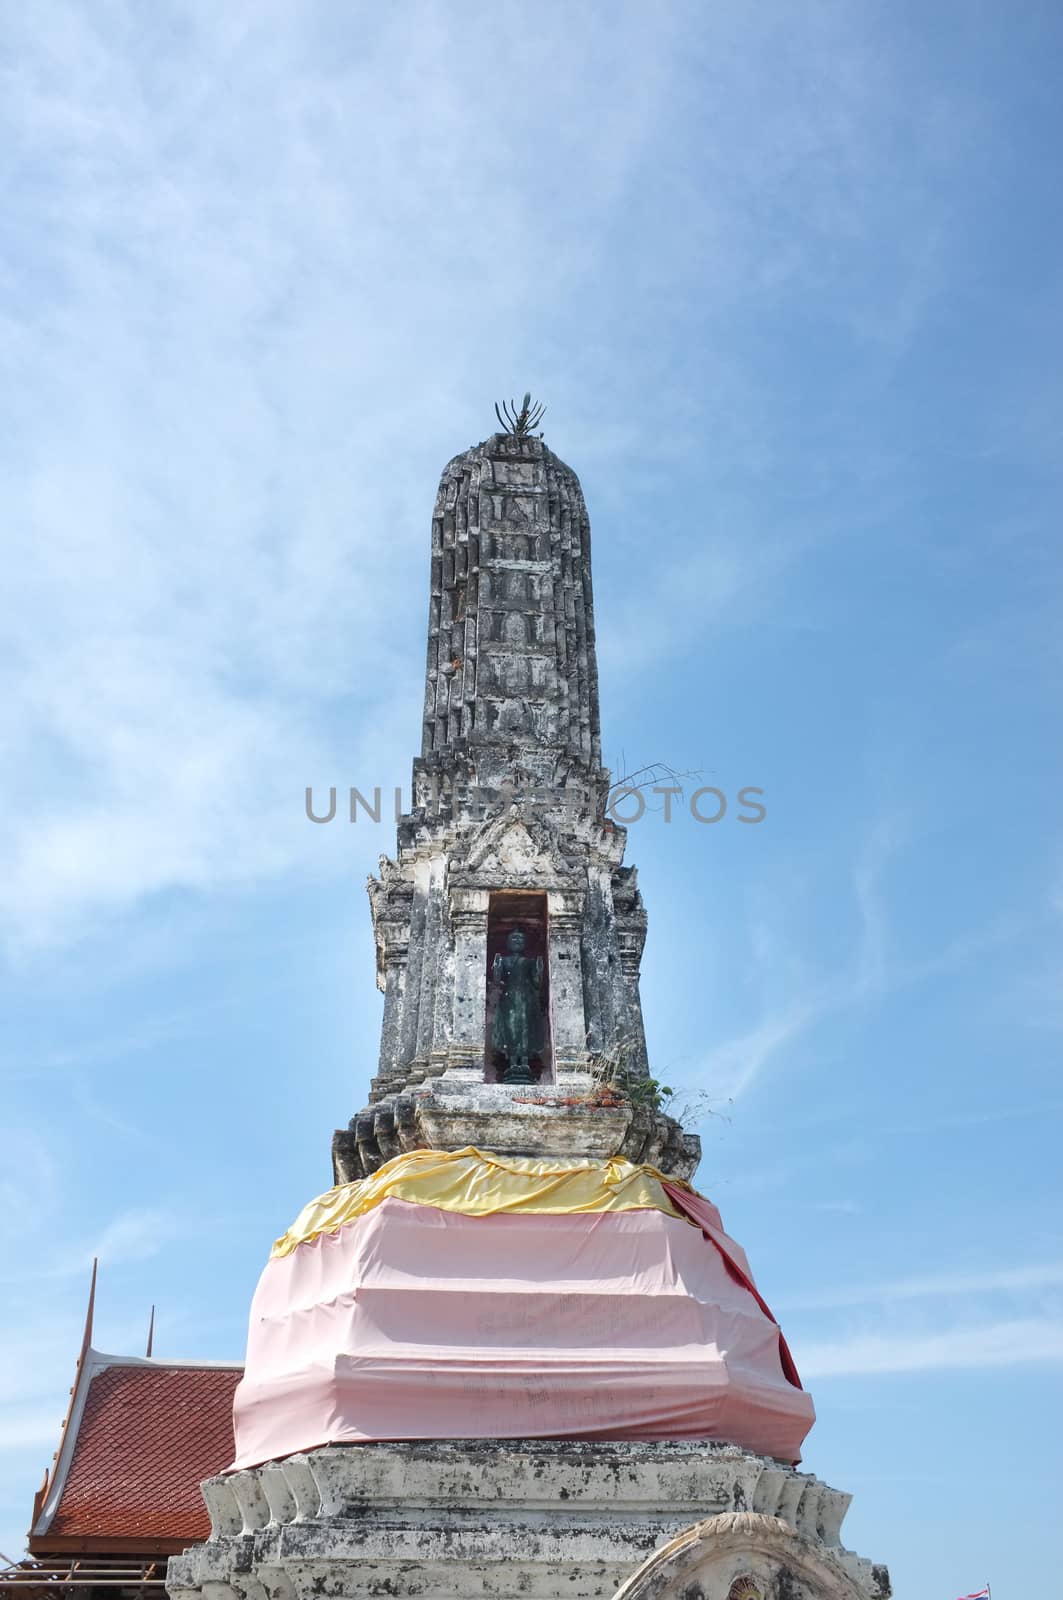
<box><xmin>167</xmin><ymin>1441</ymin><xmax>889</xmax><ymax>1600</ymax></box>
<box><xmin>333</xmin><ymin>1075</ymin><xmax>702</xmax><ymax>1181</ymax></box>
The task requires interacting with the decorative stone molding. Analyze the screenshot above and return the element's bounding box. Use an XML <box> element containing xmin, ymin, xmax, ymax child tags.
<box><xmin>727</xmin><ymin>1574</ymin><xmax>765</xmax><ymax>1600</ymax></box>
<box><xmin>168</xmin><ymin>1441</ymin><xmax>885</xmax><ymax>1600</ymax></box>
<box><xmin>414</xmin><ymin>1076</ymin><xmax>632</xmax><ymax>1158</ymax></box>
<box><xmin>609</xmin><ymin>1510</ymin><xmax>891</xmax><ymax>1600</ymax></box>
<box><xmin>332</xmin><ymin>1075</ymin><xmax>701</xmax><ymax>1181</ymax></box>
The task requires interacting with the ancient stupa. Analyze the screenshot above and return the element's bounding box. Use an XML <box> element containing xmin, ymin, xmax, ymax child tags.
<box><xmin>168</xmin><ymin>401</ymin><xmax>890</xmax><ymax>1600</ymax></box>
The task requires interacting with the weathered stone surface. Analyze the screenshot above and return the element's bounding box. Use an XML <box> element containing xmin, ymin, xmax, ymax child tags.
<box><xmin>331</xmin><ymin>1073</ymin><xmax>700</xmax><ymax>1179</ymax></box>
<box><xmin>611</xmin><ymin>1511</ymin><xmax>891</xmax><ymax>1600</ymax></box>
<box><xmin>167</xmin><ymin>1441</ymin><xmax>886</xmax><ymax>1600</ymax></box>
<box><xmin>334</xmin><ymin>428</ymin><xmax>697</xmax><ymax>1181</ymax></box>
<box><xmin>413</xmin><ymin>1073</ymin><xmax>633</xmax><ymax>1158</ymax></box>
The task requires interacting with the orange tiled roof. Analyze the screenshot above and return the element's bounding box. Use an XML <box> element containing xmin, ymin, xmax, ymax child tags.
<box><xmin>38</xmin><ymin>1359</ymin><xmax>241</xmax><ymax>1547</ymax></box>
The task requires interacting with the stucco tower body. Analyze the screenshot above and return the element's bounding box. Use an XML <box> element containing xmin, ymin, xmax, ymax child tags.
<box><xmin>332</xmin><ymin>427</ymin><xmax>685</xmax><ymax>1179</ymax></box>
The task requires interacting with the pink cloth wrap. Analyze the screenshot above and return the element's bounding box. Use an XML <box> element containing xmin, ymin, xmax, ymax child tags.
<box><xmin>230</xmin><ymin>1196</ymin><xmax>813</xmax><ymax>1470</ymax></box>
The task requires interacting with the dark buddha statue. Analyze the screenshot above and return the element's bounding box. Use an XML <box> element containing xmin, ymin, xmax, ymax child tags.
<box><xmin>491</xmin><ymin>928</ymin><xmax>544</xmax><ymax>1084</ymax></box>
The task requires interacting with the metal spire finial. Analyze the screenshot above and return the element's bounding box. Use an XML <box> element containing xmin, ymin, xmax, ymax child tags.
<box><xmin>494</xmin><ymin>392</ymin><xmax>546</xmax><ymax>437</ymax></box>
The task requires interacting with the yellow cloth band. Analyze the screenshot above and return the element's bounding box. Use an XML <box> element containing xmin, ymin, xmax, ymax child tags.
<box><xmin>271</xmin><ymin>1146</ymin><xmax>689</xmax><ymax>1258</ymax></box>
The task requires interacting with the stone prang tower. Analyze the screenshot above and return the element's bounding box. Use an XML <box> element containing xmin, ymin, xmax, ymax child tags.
<box><xmin>331</xmin><ymin>417</ymin><xmax>699</xmax><ymax>1181</ymax></box>
<box><xmin>169</xmin><ymin>406</ymin><xmax>890</xmax><ymax>1600</ymax></box>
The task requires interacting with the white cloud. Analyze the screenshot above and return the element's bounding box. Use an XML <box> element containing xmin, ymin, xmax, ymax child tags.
<box><xmin>0</xmin><ymin>1411</ymin><xmax>67</xmax><ymax>1452</ymax></box>
<box><xmin>778</xmin><ymin>1262</ymin><xmax>1063</xmax><ymax>1312</ymax></box>
<box><xmin>0</xmin><ymin>0</ymin><xmax>976</xmax><ymax>959</ymax></box>
<box><xmin>91</xmin><ymin>1209</ymin><xmax>177</xmax><ymax>1268</ymax></box>
<box><xmin>42</xmin><ymin>1209</ymin><xmax>180</xmax><ymax>1279</ymax></box>
<box><xmin>696</xmin><ymin>816</ymin><xmax>904</xmax><ymax>1098</ymax></box>
<box><xmin>798</xmin><ymin>1317</ymin><xmax>1063</xmax><ymax>1378</ymax></box>
<box><xmin>3</xmin><ymin>4</ymin><xmax>675</xmax><ymax>955</ymax></box>
<box><xmin>695</xmin><ymin>810</ymin><xmax>1051</xmax><ymax>1100</ymax></box>
<box><xmin>0</xmin><ymin>1131</ymin><xmax>60</xmax><ymax>1249</ymax></box>
<box><xmin>695</xmin><ymin>1001</ymin><xmax>822</xmax><ymax>1102</ymax></box>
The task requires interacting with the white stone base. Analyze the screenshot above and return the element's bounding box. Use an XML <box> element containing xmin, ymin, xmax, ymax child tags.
<box><xmin>167</xmin><ymin>1440</ymin><xmax>889</xmax><ymax>1600</ymax></box>
<box><xmin>416</xmin><ymin>1074</ymin><xmax>633</xmax><ymax>1159</ymax></box>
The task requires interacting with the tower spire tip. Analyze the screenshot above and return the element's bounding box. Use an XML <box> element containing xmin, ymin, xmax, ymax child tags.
<box><xmin>494</xmin><ymin>394</ymin><xmax>546</xmax><ymax>437</ymax></box>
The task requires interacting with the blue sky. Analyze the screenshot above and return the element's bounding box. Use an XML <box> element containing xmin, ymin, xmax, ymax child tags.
<box><xmin>2</xmin><ymin>1</ymin><xmax>1061</xmax><ymax>1591</ymax></box>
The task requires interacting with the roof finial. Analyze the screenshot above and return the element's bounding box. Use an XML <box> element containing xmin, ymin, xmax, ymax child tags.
<box><xmin>494</xmin><ymin>392</ymin><xmax>546</xmax><ymax>437</ymax></box>
<box><xmin>80</xmin><ymin>1257</ymin><xmax>98</xmax><ymax>1365</ymax></box>
<box><xmin>145</xmin><ymin>1304</ymin><xmax>155</xmax><ymax>1359</ymax></box>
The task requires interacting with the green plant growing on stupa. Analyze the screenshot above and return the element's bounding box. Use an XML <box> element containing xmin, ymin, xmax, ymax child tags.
<box><xmin>585</xmin><ymin>1035</ymin><xmax>674</xmax><ymax>1113</ymax></box>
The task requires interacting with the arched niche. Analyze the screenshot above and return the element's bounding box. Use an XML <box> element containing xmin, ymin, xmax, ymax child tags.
<box><xmin>609</xmin><ymin>1513</ymin><xmax>884</xmax><ymax>1600</ymax></box>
